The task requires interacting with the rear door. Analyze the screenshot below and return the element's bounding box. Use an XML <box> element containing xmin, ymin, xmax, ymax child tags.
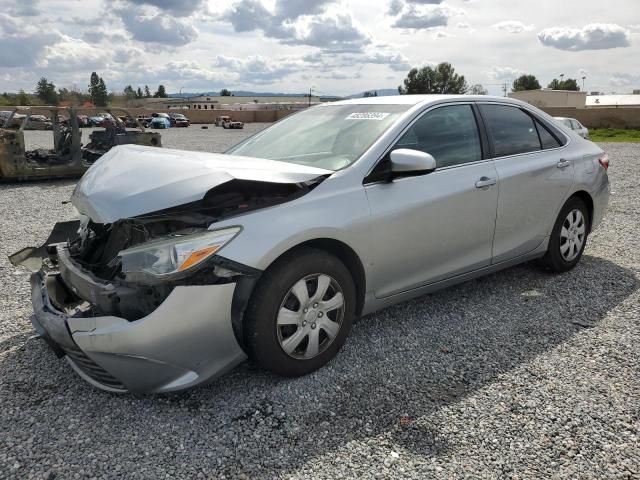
<box><xmin>479</xmin><ymin>103</ymin><xmax>574</xmax><ymax>263</ymax></box>
<box><xmin>365</xmin><ymin>103</ymin><xmax>499</xmax><ymax>297</ymax></box>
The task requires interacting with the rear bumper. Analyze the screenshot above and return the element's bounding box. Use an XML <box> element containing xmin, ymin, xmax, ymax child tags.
<box><xmin>30</xmin><ymin>264</ymin><xmax>247</xmax><ymax>393</ymax></box>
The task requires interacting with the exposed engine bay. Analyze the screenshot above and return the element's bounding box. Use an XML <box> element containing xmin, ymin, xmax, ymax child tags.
<box><xmin>70</xmin><ymin>179</ymin><xmax>318</xmax><ymax>281</ymax></box>
<box><xmin>12</xmin><ymin>177</ymin><xmax>323</xmax><ymax>322</ymax></box>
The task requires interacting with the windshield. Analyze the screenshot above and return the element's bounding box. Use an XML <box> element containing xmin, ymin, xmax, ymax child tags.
<box><xmin>227</xmin><ymin>104</ymin><xmax>409</xmax><ymax>171</ymax></box>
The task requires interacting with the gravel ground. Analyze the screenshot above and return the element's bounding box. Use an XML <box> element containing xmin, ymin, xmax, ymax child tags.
<box><xmin>0</xmin><ymin>137</ymin><xmax>638</xmax><ymax>479</ymax></box>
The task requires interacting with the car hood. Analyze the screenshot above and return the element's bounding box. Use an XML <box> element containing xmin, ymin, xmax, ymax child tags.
<box><xmin>72</xmin><ymin>144</ymin><xmax>332</xmax><ymax>223</ymax></box>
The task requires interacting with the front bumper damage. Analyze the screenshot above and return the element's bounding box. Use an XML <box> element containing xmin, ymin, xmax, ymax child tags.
<box><xmin>26</xmin><ymin>243</ymin><xmax>253</xmax><ymax>393</ymax></box>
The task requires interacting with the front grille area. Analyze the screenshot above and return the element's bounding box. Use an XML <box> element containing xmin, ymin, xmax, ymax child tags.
<box><xmin>64</xmin><ymin>344</ymin><xmax>127</xmax><ymax>391</ymax></box>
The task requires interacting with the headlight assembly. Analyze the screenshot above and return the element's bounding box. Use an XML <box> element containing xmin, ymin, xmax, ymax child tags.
<box><xmin>119</xmin><ymin>227</ymin><xmax>241</xmax><ymax>279</ymax></box>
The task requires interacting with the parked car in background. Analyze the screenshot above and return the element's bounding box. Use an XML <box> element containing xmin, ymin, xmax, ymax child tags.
<box><xmin>24</xmin><ymin>114</ymin><xmax>53</xmax><ymax>130</ymax></box>
<box><xmin>223</xmin><ymin>118</ymin><xmax>244</xmax><ymax>129</ymax></box>
<box><xmin>0</xmin><ymin>110</ymin><xmax>26</xmax><ymax>128</ymax></box>
<box><xmin>88</xmin><ymin>113</ymin><xmax>111</xmax><ymax>127</ymax></box>
<box><xmin>150</xmin><ymin>116</ymin><xmax>171</xmax><ymax>129</ymax></box>
<box><xmin>555</xmin><ymin>117</ymin><xmax>589</xmax><ymax>139</ymax></box>
<box><xmin>169</xmin><ymin>113</ymin><xmax>190</xmax><ymax>127</ymax></box>
<box><xmin>215</xmin><ymin>115</ymin><xmax>231</xmax><ymax>127</ymax></box>
<box><xmin>13</xmin><ymin>95</ymin><xmax>610</xmax><ymax>393</ymax></box>
<box><xmin>137</xmin><ymin>115</ymin><xmax>152</xmax><ymax>127</ymax></box>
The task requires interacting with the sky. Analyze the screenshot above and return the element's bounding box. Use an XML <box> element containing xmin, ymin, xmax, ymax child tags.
<box><xmin>0</xmin><ymin>0</ymin><xmax>639</xmax><ymax>97</ymax></box>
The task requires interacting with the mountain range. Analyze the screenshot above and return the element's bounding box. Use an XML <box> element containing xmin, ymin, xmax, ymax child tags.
<box><xmin>168</xmin><ymin>88</ymin><xmax>399</xmax><ymax>99</ymax></box>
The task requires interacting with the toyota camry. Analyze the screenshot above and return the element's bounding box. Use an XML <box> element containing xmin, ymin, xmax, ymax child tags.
<box><xmin>12</xmin><ymin>95</ymin><xmax>610</xmax><ymax>393</ymax></box>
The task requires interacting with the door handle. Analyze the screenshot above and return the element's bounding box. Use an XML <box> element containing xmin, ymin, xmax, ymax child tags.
<box><xmin>557</xmin><ymin>159</ymin><xmax>572</xmax><ymax>169</ymax></box>
<box><xmin>475</xmin><ymin>177</ymin><xmax>496</xmax><ymax>188</ymax></box>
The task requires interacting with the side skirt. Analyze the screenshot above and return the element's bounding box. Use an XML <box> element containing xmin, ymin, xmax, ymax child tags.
<box><xmin>361</xmin><ymin>240</ymin><xmax>549</xmax><ymax>316</ymax></box>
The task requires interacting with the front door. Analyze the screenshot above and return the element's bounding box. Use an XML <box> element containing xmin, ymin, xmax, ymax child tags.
<box><xmin>365</xmin><ymin>104</ymin><xmax>499</xmax><ymax>298</ymax></box>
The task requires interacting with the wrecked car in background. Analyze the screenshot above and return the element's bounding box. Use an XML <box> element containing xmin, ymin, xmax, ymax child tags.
<box><xmin>169</xmin><ymin>112</ymin><xmax>190</xmax><ymax>127</ymax></box>
<box><xmin>0</xmin><ymin>107</ymin><xmax>161</xmax><ymax>181</ymax></box>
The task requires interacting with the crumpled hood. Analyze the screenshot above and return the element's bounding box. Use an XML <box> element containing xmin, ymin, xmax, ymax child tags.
<box><xmin>72</xmin><ymin>144</ymin><xmax>332</xmax><ymax>223</ymax></box>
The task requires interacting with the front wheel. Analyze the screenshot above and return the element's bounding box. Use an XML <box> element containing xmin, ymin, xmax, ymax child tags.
<box><xmin>540</xmin><ymin>197</ymin><xmax>590</xmax><ymax>272</ymax></box>
<box><xmin>244</xmin><ymin>248</ymin><xmax>356</xmax><ymax>377</ymax></box>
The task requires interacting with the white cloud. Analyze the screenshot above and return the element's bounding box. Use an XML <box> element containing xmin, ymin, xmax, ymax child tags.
<box><xmin>486</xmin><ymin>66</ymin><xmax>522</xmax><ymax>80</ymax></box>
<box><xmin>392</xmin><ymin>5</ymin><xmax>462</xmax><ymax>29</ymax></box>
<box><xmin>538</xmin><ymin>23</ymin><xmax>631</xmax><ymax>51</ymax></box>
<box><xmin>609</xmin><ymin>72</ymin><xmax>640</xmax><ymax>87</ymax></box>
<box><xmin>491</xmin><ymin>20</ymin><xmax>534</xmax><ymax>34</ymax></box>
<box><xmin>213</xmin><ymin>55</ymin><xmax>305</xmax><ymax>84</ymax></box>
<box><xmin>125</xmin><ymin>0</ymin><xmax>205</xmax><ymax>17</ymax></box>
<box><xmin>39</xmin><ymin>36</ymin><xmax>110</xmax><ymax>72</ymax></box>
<box><xmin>0</xmin><ymin>14</ymin><xmax>60</xmax><ymax>68</ymax></box>
<box><xmin>221</xmin><ymin>1</ymin><xmax>370</xmax><ymax>52</ymax></box>
<box><xmin>116</xmin><ymin>9</ymin><xmax>198</xmax><ymax>45</ymax></box>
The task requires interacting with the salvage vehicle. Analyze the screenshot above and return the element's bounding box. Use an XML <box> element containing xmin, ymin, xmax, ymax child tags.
<box><xmin>222</xmin><ymin>118</ymin><xmax>244</xmax><ymax>129</ymax></box>
<box><xmin>0</xmin><ymin>110</ymin><xmax>26</xmax><ymax>128</ymax></box>
<box><xmin>150</xmin><ymin>117</ymin><xmax>171</xmax><ymax>129</ymax></box>
<box><xmin>215</xmin><ymin>115</ymin><xmax>231</xmax><ymax>127</ymax></box>
<box><xmin>169</xmin><ymin>113</ymin><xmax>190</xmax><ymax>127</ymax></box>
<box><xmin>0</xmin><ymin>107</ymin><xmax>161</xmax><ymax>181</ymax></box>
<box><xmin>24</xmin><ymin>114</ymin><xmax>53</xmax><ymax>130</ymax></box>
<box><xmin>12</xmin><ymin>95</ymin><xmax>609</xmax><ymax>393</ymax></box>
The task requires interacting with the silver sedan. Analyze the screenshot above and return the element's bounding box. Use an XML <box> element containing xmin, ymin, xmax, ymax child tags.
<box><xmin>555</xmin><ymin>116</ymin><xmax>590</xmax><ymax>139</ymax></box>
<box><xmin>15</xmin><ymin>95</ymin><xmax>610</xmax><ymax>393</ymax></box>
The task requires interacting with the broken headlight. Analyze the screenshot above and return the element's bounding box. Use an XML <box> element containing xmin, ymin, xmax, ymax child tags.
<box><xmin>119</xmin><ymin>227</ymin><xmax>241</xmax><ymax>279</ymax></box>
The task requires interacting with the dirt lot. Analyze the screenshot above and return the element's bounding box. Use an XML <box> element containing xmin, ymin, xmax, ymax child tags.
<box><xmin>0</xmin><ymin>132</ymin><xmax>638</xmax><ymax>479</ymax></box>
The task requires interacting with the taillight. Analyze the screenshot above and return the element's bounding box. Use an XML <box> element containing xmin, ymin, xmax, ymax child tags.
<box><xmin>598</xmin><ymin>154</ymin><xmax>609</xmax><ymax>171</ymax></box>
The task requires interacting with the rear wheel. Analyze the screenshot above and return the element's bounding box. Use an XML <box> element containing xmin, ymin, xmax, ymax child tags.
<box><xmin>541</xmin><ymin>197</ymin><xmax>589</xmax><ymax>272</ymax></box>
<box><xmin>244</xmin><ymin>248</ymin><xmax>356</xmax><ymax>377</ymax></box>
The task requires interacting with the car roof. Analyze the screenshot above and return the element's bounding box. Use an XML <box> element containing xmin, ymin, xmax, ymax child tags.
<box><xmin>327</xmin><ymin>94</ymin><xmax>526</xmax><ymax>107</ymax></box>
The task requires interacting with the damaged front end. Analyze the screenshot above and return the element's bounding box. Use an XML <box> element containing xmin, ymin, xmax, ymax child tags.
<box><xmin>12</xmin><ymin>147</ymin><xmax>330</xmax><ymax>393</ymax></box>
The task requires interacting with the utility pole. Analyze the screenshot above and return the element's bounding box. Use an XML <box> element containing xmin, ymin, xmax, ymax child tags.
<box><xmin>582</xmin><ymin>76</ymin><xmax>586</xmax><ymax>91</ymax></box>
<box><xmin>502</xmin><ymin>83</ymin><xmax>508</xmax><ymax>97</ymax></box>
<box><xmin>308</xmin><ymin>87</ymin><xmax>312</xmax><ymax>107</ymax></box>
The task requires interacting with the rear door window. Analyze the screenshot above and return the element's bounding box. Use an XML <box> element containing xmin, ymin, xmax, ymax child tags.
<box><xmin>480</xmin><ymin>104</ymin><xmax>541</xmax><ymax>157</ymax></box>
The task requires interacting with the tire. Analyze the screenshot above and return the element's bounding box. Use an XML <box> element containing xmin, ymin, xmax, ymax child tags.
<box><xmin>244</xmin><ymin>248</ymin><xmax>356</xmax><ymax>377</ymax></box>
<box><xmin>540</xmin><ymin>196</ymin><xmax>590</xmax><ymax>273</ymax></box>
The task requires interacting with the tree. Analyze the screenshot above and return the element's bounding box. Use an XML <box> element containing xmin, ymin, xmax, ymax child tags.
<box><xmin>363</xmin><ymin>90</ymin><xmax>378</xmax><ymax>97</ymax></box>
<box><xmin>17</xmin><ymin>90</ymin><xmax>30</xmax><ymax>106</ymax></box>
<box><xmin>123</xmin><ymin>85</ymin><xmax>135</xmax><ymax>98</ymax></box>
<box><xmin>36</xmin><ymin>77</ymin><xmax>58</xmax><ymax>104</ymax></box>
<box><xmin>512</xmin><ymin>74</ymin><xmax>541</xmax><ymax>92</ymax></box>
<box><xmin>220</xmin><ymin>88</ymin><xmax>232</xmax><ymax>96</ymax></box>
<box><xmin>136</xmin><ymin>87</ymin><xmax>143</xmax><ymax>98</ymax></box>
<box><xmin>398</xmin><ymin>62</ymin><xmax>468</xmax><ymax>95</ymax></box>
<box><xmin>153</xmin><ymin>85</ymin><xmax>167</xmax><ymax>98</ymax></box>
<box><xmin>547</xmin><ymin>78</ymin><xmax>580</xmax><ymax>91</ymax></box>
<box><xmin>88</xmin><ymin>72</ymin><xmax>109</xmax><ymax>106</ymax></box>
<box><xmin>144</xmin><ymin>85</ymin><xmax>151</xmax><ymax>98</ymax></box>
<box><xmin>468</xmin><ymin>84</ymin><xmax>488</xmax><ymax>95</ymax></box>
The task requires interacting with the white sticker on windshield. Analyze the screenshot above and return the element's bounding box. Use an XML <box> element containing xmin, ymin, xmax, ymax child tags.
<box><xmin>345</xmin><ymin>112</ymin><xmax>390</xmax><ymax>120</ymax></box>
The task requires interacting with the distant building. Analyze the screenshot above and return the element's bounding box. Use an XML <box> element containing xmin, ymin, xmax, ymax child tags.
<box><xmin>141</xmin><ymin>95</ymin><xmax>321</xmax><ymax>111</ymax></box>
<box><xmin>586</xmin><ymin>95</ymin><xmax>640</xmax><ymax>108</ymax></box>
<box><xmin>508</xmin><ymin>89</ymin><xmax>587</xmax><ymax>108</ymax></box>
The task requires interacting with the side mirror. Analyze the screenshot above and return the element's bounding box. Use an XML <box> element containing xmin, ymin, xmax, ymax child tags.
<box><xmin>389</xmin><ymin>149</ymin><xmax>437</xmax><ymax>176</ymax></box>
